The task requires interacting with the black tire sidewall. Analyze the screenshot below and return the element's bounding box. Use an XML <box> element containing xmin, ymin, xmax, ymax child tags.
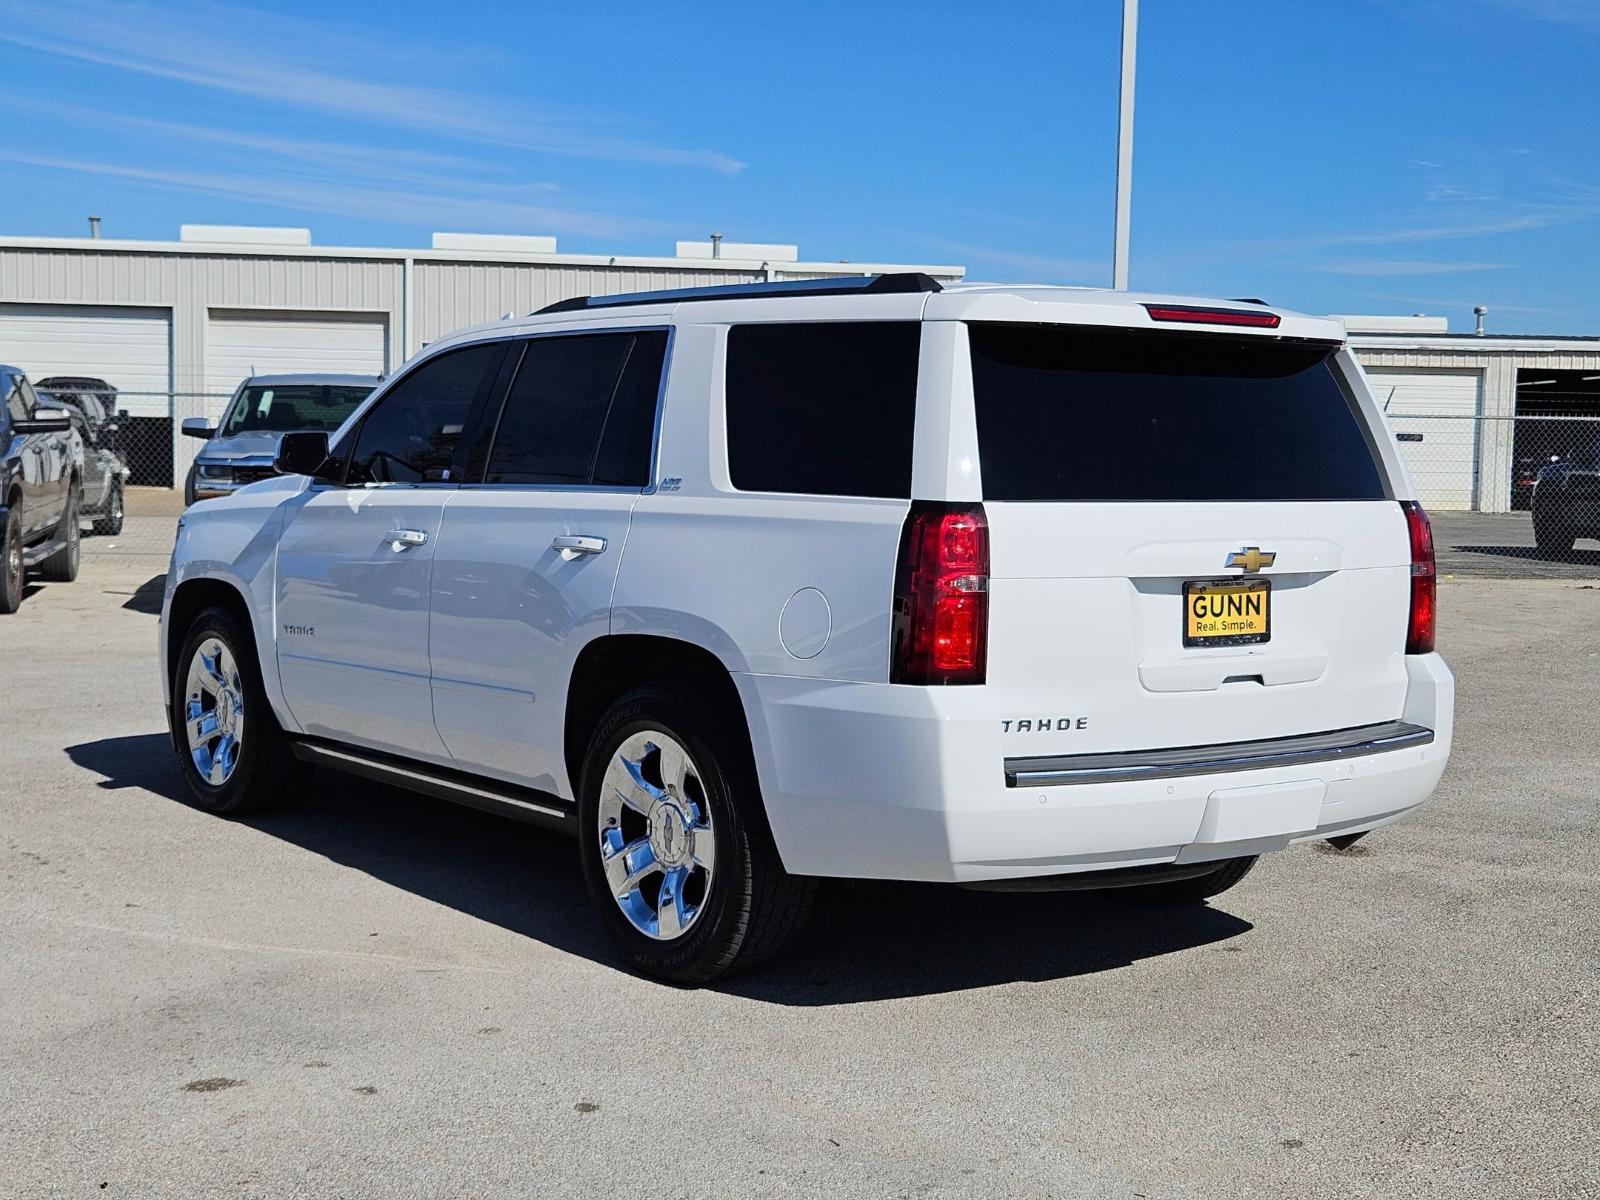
<box><xmin>0</xmin><ymin>510</ymin><xmax>22</xmax><ymax>612</ymax></box>
<box><xmin>95</xmin><ymin>481</ymin><xmax>124</xmax><ymax>535</ymax></box>
<box><xmin>172</xmin><ymin>607</ymin><xmax>276</xmax><ymax>814</ymax></box>
<box><xmin>577</xmin><ymin>688</ymin><xmax>753</xmax><ymax>980</ymax></box>
<box><xmin>62</xmin><ymin>489</ymin><xmax>80</xmax><ymax>576</ymax></box>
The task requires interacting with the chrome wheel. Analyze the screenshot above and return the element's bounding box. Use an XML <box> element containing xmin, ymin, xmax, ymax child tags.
<box><xmin>184</xmin><ymin>637</ymin><xmax>245</xmax><ymax>786</ymax></box>
<box><xmin>597</xmin><ymin>730</ymin><xmax>716</xmax><ymax>941</ymax></box>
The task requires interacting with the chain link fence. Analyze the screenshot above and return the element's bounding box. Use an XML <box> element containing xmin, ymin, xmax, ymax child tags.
<box><xmin>33</xmin><ymin>388</ymin><xmax>232</xmax><ymax>557</ymax></box>
<box><xmin>1390</xmin><ymin>409</ymin><xmax>1600</xmax><ymax>577</ymax></box>
<box><xmin>42</xmin><ymin>386</ymin><xmax>1600</xmax><ymax>577</ymax></box>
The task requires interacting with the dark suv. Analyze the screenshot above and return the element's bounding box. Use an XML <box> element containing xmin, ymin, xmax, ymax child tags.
<box><xmin>2</xmin><ymin>365</ymin><xmax>82</xmax><ymax>612</ymax></box>
<box><xmin>1532</xmin><ymin>434</ymin><xmax>1600</xmax><ymax>556</ymax></box>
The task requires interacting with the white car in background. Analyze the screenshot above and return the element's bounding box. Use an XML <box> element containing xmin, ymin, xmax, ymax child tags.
<box><xmin>158</xmin><ymin>275</ymin><xmax>1453</xmax><ymax>983</ymax></box>
<box><xmin>180</xmin><ymin>373</ymin><xmax>379</xmax><ymax>505</ymax></box>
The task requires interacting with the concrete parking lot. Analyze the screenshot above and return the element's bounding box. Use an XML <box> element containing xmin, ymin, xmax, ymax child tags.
<box><xmin>2</xmin><ymin>547</ymin><xmax>1597</xmax><ymax>1199</ymax></box>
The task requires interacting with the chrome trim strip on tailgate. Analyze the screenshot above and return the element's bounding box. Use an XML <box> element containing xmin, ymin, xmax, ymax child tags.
<box><xmin>1005</xmin><ymin>720</ymin><xmax>1434</xmax><ymax>788</ymax></box>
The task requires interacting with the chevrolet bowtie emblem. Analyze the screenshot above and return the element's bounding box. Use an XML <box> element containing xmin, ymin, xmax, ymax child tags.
<box><xmin>1225</xmin><ymin>546</ymin><xmax>1276</xmax><ymax>573</ymax></box>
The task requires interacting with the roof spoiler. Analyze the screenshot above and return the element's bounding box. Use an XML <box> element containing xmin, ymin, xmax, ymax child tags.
<box><xmin>536</xmin><ymin>271</ymin><xmax>943</xmax><ymax>315</ymax></box>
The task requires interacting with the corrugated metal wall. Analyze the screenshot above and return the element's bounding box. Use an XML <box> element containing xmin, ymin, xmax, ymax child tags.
<box><xmin>411</xmin><ymin>262</ymin><xmax>762</xmax><ymax>347</ymax></box>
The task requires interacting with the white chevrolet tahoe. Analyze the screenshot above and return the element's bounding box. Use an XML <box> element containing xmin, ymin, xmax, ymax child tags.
<box><xmin>160</xmin><ymin>275</ymin><xmax>1453</xmax><ymax>982</ymax></box>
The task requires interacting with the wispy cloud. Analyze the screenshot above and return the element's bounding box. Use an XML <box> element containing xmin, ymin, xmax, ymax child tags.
<box><xmin>0</xmin><ymin>0</ymin><xmax>746</xmax><ymax>173</ymax></box>
<box><xmin>1309</xmin><ymin>214</ymin><xmax>1564</xmax><ymax>246</ymax></box>
<box><xmin>930</xmin><ymin>241</ymin><xmax>1106</xmax><ymax>283</ymax></box>
<box><xmin>1315</xmin><ymin>259</ymin><xmax>1513</xmax><ymax>276</ymax></box>
<box><xmin>0</xmin><ymin>152</ymin><xmax>675</xmax><ymax>240</ymax></box>
<box><xmin>0</xmin><ymin>94</ymin><xmax>539</xmax><ymax>193</ymax></box>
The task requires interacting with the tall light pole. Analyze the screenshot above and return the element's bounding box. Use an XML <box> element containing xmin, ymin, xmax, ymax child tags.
<box><xmin>1112</xmin><ymin>0</ymin><xmax>1138</xmax><ymax>290</ymax></box>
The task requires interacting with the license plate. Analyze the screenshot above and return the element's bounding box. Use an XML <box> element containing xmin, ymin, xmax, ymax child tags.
<box><xmin>1183</xmin><ymin>578</ymin><xmax>1271</xmax><ymax>647</ymax></box>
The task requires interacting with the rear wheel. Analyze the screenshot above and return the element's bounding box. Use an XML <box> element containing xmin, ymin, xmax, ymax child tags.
<box><xmin>577</xmin><ymin>685</ymin><xmax>816</xmax><ymax>984</ymax></box>
<box><xmin>0</xmin><ymin>506</ymin><xmax>23</xmax><ymax>614</ymax></box>
<box><xmin>92</xmin><ymin>479</ymin><xmax>125</xmax><ymax>536</ymax></box>
<box><xmin>172</xmin><ymin>606</ymin><xmax>307</xmax><ymax>815</ymax></box>
<box><xmin>38</xmin><ymin>486</ymin><xmax>80</xmax><ymax>582</ymax></box>
<box><xmin>1127</xmin><ymin>855</ymin><xmax>1257</xmax><ymax>905</ymax></box>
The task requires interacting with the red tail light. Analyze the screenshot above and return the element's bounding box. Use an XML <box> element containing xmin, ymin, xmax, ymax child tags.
<box><xmin>1402</xmin><ymin>500</ymin><xmax>1436</xmax><ymax>654</ymax></box>
<box><xmin>1144</xmin><ymin>303</ymin><xmax>1281</xmax><ymax>329</ymax></box>
<box><xmin>891</xmin><ymin>502</ymin><xmax>989</xmax><ymax>685</ymax></box>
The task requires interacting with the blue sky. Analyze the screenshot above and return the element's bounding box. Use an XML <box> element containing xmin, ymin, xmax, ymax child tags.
<box><xmin>1</xmin><ymin>0</ymin><xmax>1596</xmax><ymax>332</ymax></box>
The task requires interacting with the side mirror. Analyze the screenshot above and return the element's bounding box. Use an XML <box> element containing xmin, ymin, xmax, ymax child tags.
<box><xmin>180</xmin><ymin>417</ymin><xmax>215</xmax><ymax>440</ymax></box>
<box><xmin>15</xmin><ymin>409</ymin><xmax>72</xmax><ymax>434</ymax></box>
<box><xmin>275</xmin><ymin>430</ymin><xmax>335</xmax><ymax>480</ymax></box>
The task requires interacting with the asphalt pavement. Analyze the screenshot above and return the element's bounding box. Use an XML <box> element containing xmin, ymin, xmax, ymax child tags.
<box><xmin>1</xmin><ymin>550</ymin><xmax>1597</xmax><ymax>1199</ymax></box>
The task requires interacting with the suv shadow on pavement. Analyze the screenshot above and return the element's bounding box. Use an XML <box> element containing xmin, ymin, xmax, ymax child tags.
<box><xmin>66</xmin><ymin>732</ymin><xmax>1253</xmax><ymax>1005</ymax></box>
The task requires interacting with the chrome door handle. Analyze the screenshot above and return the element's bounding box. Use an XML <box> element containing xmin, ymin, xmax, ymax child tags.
<box><xmin>552</xmin><ymin>534</ymin><xmax>607</xmax><ymax>558</ymax></box>
<box><xmin>386</xmin><ymin>528</ymin><xmax>429</xmax><ymax>551</ymax></box>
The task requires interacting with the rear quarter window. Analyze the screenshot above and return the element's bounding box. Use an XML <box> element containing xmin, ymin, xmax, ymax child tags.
<box><xmin>969</xmin><ymin>323</ymin><xmax>1389</xmax><ymax>502</ymax></box>
<box><xmin>725</xmin><ymin>321</ymin><xmax>920</xmax><ymax>498</ymax></box>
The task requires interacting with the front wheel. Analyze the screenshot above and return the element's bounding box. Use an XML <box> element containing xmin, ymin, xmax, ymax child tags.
<box><xmin>1533</xmin><ymin>507</ymin><xmax>1573</xmax><ymax>557</ymax></box>
<box><xmin>171</xmin><ymin>606</ymin><xmax>307</xmax><ymax>815</ymax></box>
<box><xmin>576</xmin><ymin>685</ymin><xmax>816</xmax><ymax>984</ymax></box>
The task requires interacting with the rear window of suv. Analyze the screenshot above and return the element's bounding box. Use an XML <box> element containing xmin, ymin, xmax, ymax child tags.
<box><xmin>968</xmin><ymin>324</ymin><xmax>1389</xmax><ymax>502</ymax></box>
<box><xmin>725</xmin><ymin>322</ymin><xmax>919</xmax><ymax>498</ymax></box>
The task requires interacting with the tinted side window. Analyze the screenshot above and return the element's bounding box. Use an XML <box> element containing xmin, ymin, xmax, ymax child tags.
<box><xmin>725</xmin><ymin>322</ymin><xmax>920</xmax><ymax>498</ymax></box>
<box><xmin>593</xmin><ymin>331</ymin><xmax>667</xmax><ymax>486</ymax></box>
<box><xmin>346</xmin><ymin>343</ymin><xmax>505</xmax><ymax>485</ymax></box>
<box><xmin>969</xmin><ymin>324</ymin><xmax>1389</xmax><ymax>502</ymax></box>
<box><xmin>485</xmin><ymin>330</ymin><xmax>665</xmax><ymax>487</ymax></box>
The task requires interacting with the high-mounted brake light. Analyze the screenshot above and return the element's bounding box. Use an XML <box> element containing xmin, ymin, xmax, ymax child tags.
<box><xmin>891</xmin><ymin>502</ymin><xmax>989</xmax><ymax>685</ymax></box>
<box><xmin>1144</xmin><ymin>303</ymin><xmax>1281</xmax><ymax>329</ymax></box>
<box><xmin>1402</xmin><ymin>500</ymin><xmax>1436</xmax><ymax>654</ymax></box>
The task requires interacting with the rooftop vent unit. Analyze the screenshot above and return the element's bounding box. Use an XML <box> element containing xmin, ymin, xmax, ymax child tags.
<box><xmin>1335</xmin><ymin>314</ymin><xmax>1450</xmax><ymax>335</ymax></box>
<box><xmin>675</xmin><ymin>240</ymin><xmax>799</xmax><ymax>262</ymax></box>
<box><xmin>179</xmin><ymin>224</ymin><xmax>311</xmax><ymax>246</ymax></box>
<box><xmin>431</xmin><ymin>232</ymin><xmax>558</xmax><ymax>254</ymax></box>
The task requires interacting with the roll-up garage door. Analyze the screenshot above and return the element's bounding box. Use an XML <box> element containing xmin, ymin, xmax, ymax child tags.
<box><xmin>1365</xmin><ymin>370</ymin><xmax>1482</xmax><ymax>511</ymax></box>
<box><xmin>205</xmin><ymin>310</ymin><xmax>388</xmax><ymax>418</ymax></box>
<box><xmin>0</xmin><ymin>303</ymin><xmax>172</xmax><ymax>415</ymax></box>
<box><xmin>0</xmin><ymin>302</ymin><xmax>176</xmax><ymax>484</ymax></box>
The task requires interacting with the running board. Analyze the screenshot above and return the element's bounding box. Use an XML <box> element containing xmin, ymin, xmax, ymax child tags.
<box><xmin>289</xmin><ymin>739</ymin><xmax>575</xmax><ymax>834</ymax></box>
<box><xmin>21</xmin><ymin>535</ymin><xmax>67</xmax><ymax>568</ymax></box>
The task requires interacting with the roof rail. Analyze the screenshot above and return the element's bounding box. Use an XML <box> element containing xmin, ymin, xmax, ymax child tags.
<box><xmin>535</xmin><ymin>271</ymin><xmax>943</xmax><ymax>315</ymax></box>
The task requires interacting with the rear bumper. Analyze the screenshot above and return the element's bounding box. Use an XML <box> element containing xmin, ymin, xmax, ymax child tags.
<box><xmin>740</xmin><ymin>653</ymin><xmax>1453</xmax><ymax>883</ymax></box>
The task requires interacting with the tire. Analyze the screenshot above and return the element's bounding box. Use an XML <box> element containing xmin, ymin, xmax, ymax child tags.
<box><xmin>1126</xmin><ymin>855</ymin><xmax>1258</xmax><ymax>905</ymax></box>
<box><xmin>576</xmin><ymin>684</ymin><xmax>816</xmax><ymax>984</ymax></box>
<box><xmin>38</xmin><ymin>486</ymin><xmax>81</xmax><ymax>582</ymax></box>
<box><xmin>0</xmin><ymin>506</ymin><xmax>23</xmax><ymax>614</ymax></box>
<box><xmin>171</xmin><ymin>605</ymin><xmax>308</xmax><ymax>815</ymax></box>
<box><xmin>92</xmin><ymin>479</ymin><xmax>124</xmax><ymax>536</ymax></box>
<box><xmin>1533</xmin><ymin>508</ymin><xmax>1573</xmax><ymax>557</ymax></box>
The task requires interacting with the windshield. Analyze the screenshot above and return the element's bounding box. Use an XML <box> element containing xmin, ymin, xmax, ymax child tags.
<box><xmin>220</xmin><ymin>384</ymin><xmax>374</xmax><ymax>436</ymax></box>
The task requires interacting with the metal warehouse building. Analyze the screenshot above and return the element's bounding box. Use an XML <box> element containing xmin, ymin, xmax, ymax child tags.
<box><xmin>4</xmin><ymin>224</ymin><xmax>1592</xmax><ymax>512</ymax></box>
<box><xmin>1346</xmin><ymin>316</ymin><xmax>1600</xmax><ymax>513</ymax></box>
<box><xmin>0</xmin><ymin>225</ymin><xmax>962</xmax><ymax>485</ymax></box>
